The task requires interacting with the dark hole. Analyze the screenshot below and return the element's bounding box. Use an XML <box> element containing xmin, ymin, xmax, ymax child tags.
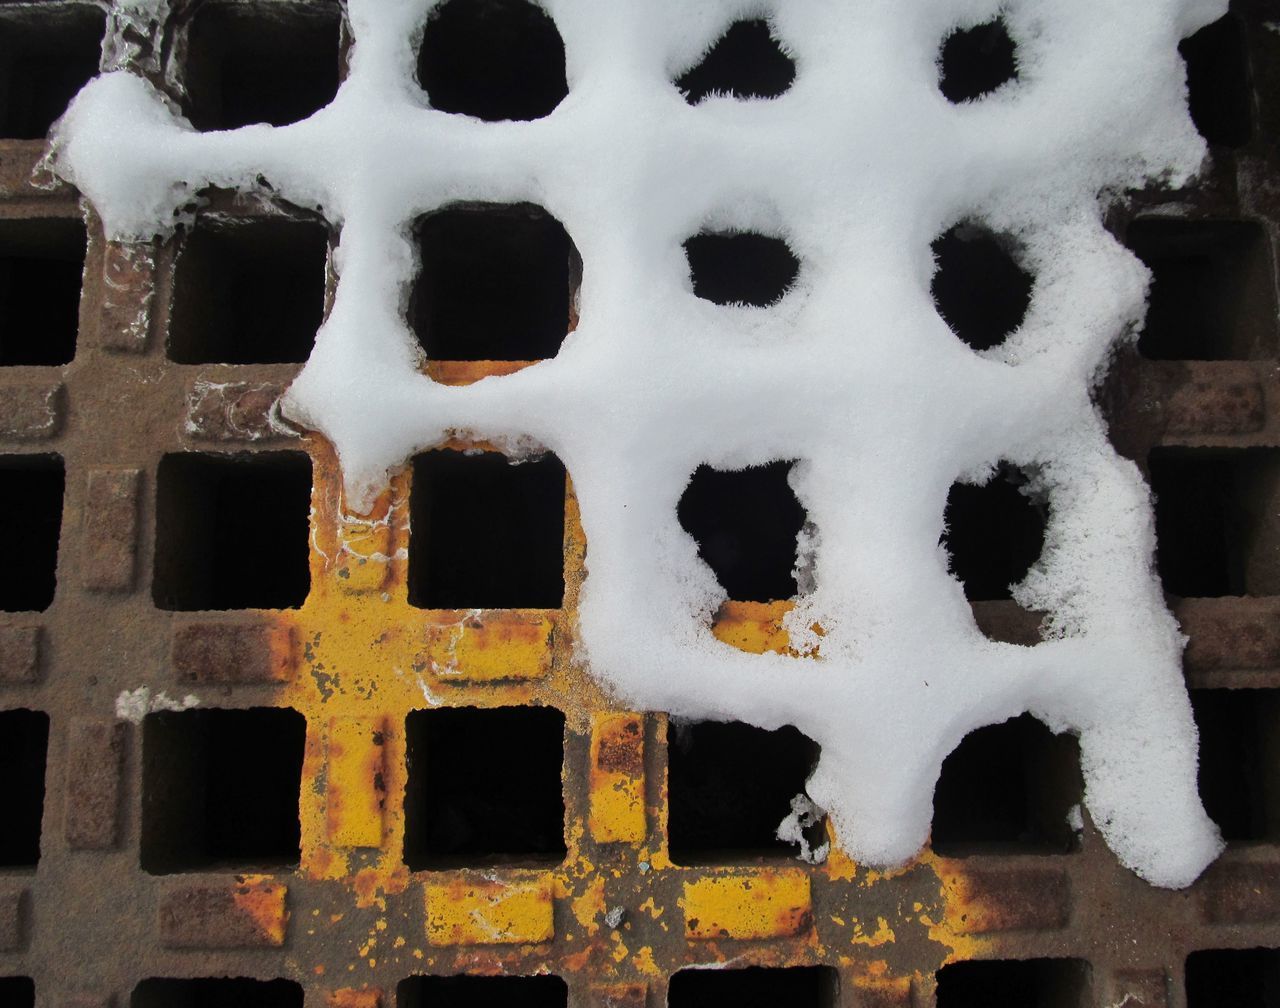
<box><xmin>942</xmin><ymin>464</ymin><xmax>1047</xmax><ymax>601</ymax></box>
<box><xmin>0</xmin><ymin>6</ymin><xmax>103</xmax><ymax>139</ymax></box>
<box><xmin>409</xmin><ymin>450</ymin><xmax>565</xmax><ymax>609</ymax></box>
<box><xmin>0</xmin><ymin>218</ymin><xmax>85</xmax><ymax>366</ymax></box>
<box><xmin>667</xmin><ymin>719</ymin><xmax>821</xmax><ymax>864</ymax></box>
<box><xmin>1149</xmin><ymin>448</ymin><xmax>1280</xmax><ymax>599</ymax></box>
<box><xmin>938</xmin><ymin>18</ymin><xmax>1017</xmax><ymax>103</ymax></box>
<box><xmin>140</xmin><ymin>707</ymin><xmax>305</xmax><ymax>874</ymax></box>
<box><xmin>932</xmin><ymin>714</ymin><xmax>1082</xmax><ymax>855</ymax></box>
<box><xmin>133</xmin><ymin>978</ymin><xmax>304</xmax><ymax>1008</ymax></box>
<box><xmin>397</xmin><ymin>974</ymin><xmax>566</xmax><ymax>1008</ymax></box>
<box><xmin>412</xmin><ymin>204</ymin><xmax>578</xmax><ymax>361</ymax></box>
<box><xmin>418</xmin><ymin>0</ymin><xmax>566</xmax><ymax>122</ymax></box>
<box><xmin>404</xmin><ymin>705</ymin><xmax>566</xmax><ymax>869</ymax></box>
<box><xmin>1186</xmin><ymin>948</ymin><xmax>1280</xmax><ymax>1008</ymax></box>
<box><xmin>1190</xmin><ymin>689</ymin><xmax>1280</xmax><ymax>843</ymax></box>
<box><xmin>683</xmin><ymin>232</ymin><xmax>799</xmax><ymax>308</ymax></box>
<box><xmin>184</xmin><ymin>1</ymin><xmax>341</xmax><ymax>131</ymax></box>
<box><xmin>937</xmin><ymin>960</ymin><xmax>1090</xmax><ymax>1008</ymax></box>
<box><xmin>0</xmin><ymin>979</ymin><xmax>33</xmax><ymax>1008</ymax></box>
<box><xmin>0</xmin><ymin>710</ymin><xmax>48</xmax><ymax>867</ymax></box>
<box><xmin>0</xmin><ymin>456</ymin><xmax>63</xmax><ymax>612</ymax></box>
<box><xmin>1179</xmin><ymin>14</ymin><xmax>1253</xmax><ymax>148</ymax></box>
<box><xmin>1128</xmin><ymin>219</ymin><xmax>1276</xmax><ymax>360</ymax></box>
<box><xmin>169</xmin><ymin>217</ymin><xmax>328</xmax><ymax>364</ymax></box>
<box><xmin>932</xmin><ymin>224</ymin><xmax>1033</xmax><ymax>352</ymax></box>
<box><xmin>678</xmin><ymin>460</ymin><xmax>806</xmax><ymax>603</ymax></box>
<box><xmin>153</xmin><ymin>452</ymin><xmax>311</xmax><ymax>611</ymax></box>
<box><xmin>676</xmin><ymin>19</ymin><xmax>795</xmax><ymax>103</ymax></box>
<box><xmin>669</xmin><ymin>967</ymin><xmax>838</xmax><ymax>1008</ymax></box>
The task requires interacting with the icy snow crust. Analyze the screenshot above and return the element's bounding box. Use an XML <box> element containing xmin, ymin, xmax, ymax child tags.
<box><xmin>53</xmin><ymin>0</ymin><xmax>1227</xmax><ymax>887</ymax></box>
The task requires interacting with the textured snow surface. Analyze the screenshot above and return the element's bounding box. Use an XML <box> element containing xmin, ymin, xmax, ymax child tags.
<box><xmin>54</xmin><ymin>0</ymin><xmax>1227</xmax><ymax>886</ymax></box>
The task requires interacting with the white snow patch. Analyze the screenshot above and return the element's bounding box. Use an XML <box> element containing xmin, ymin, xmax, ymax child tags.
<box><xmin>55</xmin><ymin>0</ymin><xmax>1227</xmax><ymax>887</ymax></box>
<box><xmin>115</xmin><ymin>686</ymin><xmax>199</xmax><ymax>724</ymax></box>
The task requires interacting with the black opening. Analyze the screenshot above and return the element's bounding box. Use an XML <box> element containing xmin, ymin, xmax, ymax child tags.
<box><xmin>678</xmin><ymin>460</ymin><xmax>806</xmax><ymax>602</ymax></box>
<box><xmin>1128</xmin><ymin>219</ymin><xmax>1276</xmax><ymax>361</ymax></box>
<box><xmin>153</xmin><ymin>452</ymin><xmax>311</xmax><ymax>611</ymax></box>
<box><xmin>0</xmin><ymin>218</ymin><xmax>86</xmax><ymax>366</ymax></box>
<box><xmin>0</xmin><ymin>979</ymin><xmax>33</xmax><ymax>1008</ymax></box>
<box><xmin>1149</xmin><ymin>448</ymin><xmax>1280</xmax><ymax>598</ymax></box>
<box><xmin>937</xmin><ymin>960</ymin><xmax>1090</xmax><ymax>1008</ymax></box>
<box><xmin>669</xmin><ymin>967</ymin><xmax>837</xmax><ymax>1008</ymax></box>
<box><xmin>409</xmin><ymin>450</ymin><xmax>565</xmax><ymax>610</ymax></box>
<box><xmin>676</xmin><ymin>19</ymin><xmax>795</xmax><ymax>103</ymax></box>
<box><xmin>0</xmin><ymin>710</ymin><xmax>48</xmax><ymax>867</ymax></box>
<box><xmin>0</xmin><ymin>456</ymin><xmax>63</xmax><ymax>613</ymax></box>
<box><xmin>1179</xmin><ymin>14</ymin><xmax>1253</xmax><ymax>148</ymax></box>
<box><xmin>667</xmin><ymin>719</ymin><xmax>821</xmax><ymax>864</ymax></box>
<box><xmin>133</xmin><ymin>978</ymin><xmax>303</xmax><ymax>1008</ymax></box>
<box><xmin>932</xmin><ymin>224</ymin><xmax>1033</xmax><ymax>352</ymax></box>
<box><xmin>942</xmin><ymin>464</ymin><xmax>1047</xmax><ymax>601</ymax></box>
<box><xmin>169</xmin><ymin>218</ymin><xmax>328</xmax><ymax>364</ymax></box>
<box><xmin>140</xmin><ymin>707</ymin><xmax>305</xmax><ymax>874</ymax></box>
<box><xmin>412</xmin><ymin>204</ymin><xmax>578</xmax><ymax>361</ymax></box>
<box><xmin>184</xmin><ymin>1</ymin><xmax>341</xmax><ymax>131</ymax></box>
<box><xmin>938</xmin><ymin>18</ymin><xmax>1017</xmax><ymax>103</ymax></box>
<box><xmin>404</xmin><ymin>705</ymin><xmax>566</xmax><ymax>869</ymax></box>
<box><xmin>418</xmin><ymin>0</ymin><xmax>566</xmax><ymax>122</ymax></box>
<box><xmin>1191</xmin><ymin>689</ymin><xmax>1280</xmax><ymax>843</ymax></box>
<box><xmin>683</xmin><ymin>232</ymin><xmax>799</xmax><ymax>308</ymax></box>
<box><xmin>397</xmin><ymin>975</ymin><xmax>566</xmax><ymax>1008</ymax></box>
<box><xmin>1186</xmin><ymin>949</ymin><xmax>1280</xmax><ymax>1008</ymax></box>
<box><xmin>0</xmin><ymin>6</ymin><xmax>103</xmax><ymax>139</ymax></box>
<box><xmin>932</xmin><ymin>714</ymin><xmax>1083</xmax><ymax>855</ymax></box>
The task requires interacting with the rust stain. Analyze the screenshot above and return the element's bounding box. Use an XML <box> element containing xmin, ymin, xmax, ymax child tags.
<box><xmin>231</xmin><ymin>875</ymin><xmax>289</xmax><ymax>947</ymax></box>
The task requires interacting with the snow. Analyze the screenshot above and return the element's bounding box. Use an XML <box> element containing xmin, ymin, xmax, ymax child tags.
<box><xmin>55</xmin><ymin>0</ymin><xmax>1226</xmax><ymax>887</ymax></box>
<box><xmin>115</xmin><ymin>686</ymin><xmax>199</xmax><ymax>724</ymax></box>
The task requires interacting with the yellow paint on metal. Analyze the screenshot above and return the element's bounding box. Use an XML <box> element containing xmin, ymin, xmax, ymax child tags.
<box><xmin>588</xmin><ymin>711</ymin><xmax>646</xmax><ymax>843</ymax></box>
<box><xmin>231</xmin><ymin>875</ymin><xmax>289</xmax><ymax>947</ymax></box>
<box><xmin>326</xmin><ymin>716</ymin><xmax>387</xmax><ymax>848</ymax></box>
<box><xmin>682</xmin><ymin>871</ymin><xmax>813</xmax><ymax>940</ymax></box>
<box><xmin>336</xmin><ymin>510</ymin><xmax>393</xmax><ymax>594</ymax></box>
<box><xmin>711</xmin><ymin>599</ymin><xmax>824</xmax><ymax>657</ymax></box>
<box><xmin>326</xmin><ymin>988</ymin><xmax>382</xmax><ymax>1008</ymax></box>
<box><xmin>423</xmin><ymin>609</ymin><xmax>554</xmax><ymax>682</ymax></box>
<box><xmin>424</xmin><ymin>876</ymin><xmax>555</xmax><ymax>946</ymax></box>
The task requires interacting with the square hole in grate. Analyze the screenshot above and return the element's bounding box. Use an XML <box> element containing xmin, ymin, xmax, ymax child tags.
<box><xmin>1186</xmin><ymin>948</ymin><xmax>1280</xmax><ymax>1008</ymax></box>
<box><xmin>677</xmin><ymin>460</ymin><xmax>807</xmax><ymax>603</ymax></box>
<box><xmin>0</xmin><ymin>218</ymin><xmax>86</xmax><ymax>366</ymax></box>
<box><xmin>675</xmin><ymin>19</ymin><xmax>796</xmax><ymax>103</ymax></box>
<box><xmin>683</xmin><ymin>232</ymin><xmax>799</xmax><ymax>307</ymax></box>
<box><xmin>1179</xmin><ymin>12</ymin><xmax>1253</xmax><ymax>149</ymax></box>
<box><xmin>0</xmin><ymin>456</ymin><xmax>63</xmax><ymax>613</ymax></box>
<box><xmin>667</xmin><ymin>719</ymin><xmax>821</xmax><ymax>864</ymax></box>
<box><xmin>1190</xmin><ymin>689</ymin><xmax>1280</xmax><ymax>843</ymax></box>
<box><xmin>932</xmin><ymin>713</ymin><xmax>1083</xmax><ymax>856</ymax></box>
<box><xmin>669</xmin><ymin>966</ymin><xmax>838</xmax><ymax>1008</ymax></box>
<box><xmin>943</xmin><ymin>464</ymin><xmax>1047</xmax><ymax>602</ymax></box>
<box><xmin>412</xmin><ymin>204</ymin><xmax>578</xmax><ymax>362</ymax></box>
<box><xmin>931</xmin><ymin>224</ymin><xmax>1033</xmax><ymax>352</ymax></box>
<box><xmin>0</xmin><ymin>979</ymin><xmax>33</xmax><ymax>1008</ymax></box>
<box><xmin>133</xmin><ymin>978</ymin><xmax>303</xmax><ymax>1008</ymax></box>
<box><xmin>169</xmin><ymin>217</ymin><xmax>329</xmax><ymax>364</ymax></box>
<box><xmin>1128</xmin><ymin>219</ymin><xmax>1276</xmax><ymax>360</ymax></box>
<box><xmin>408</xmin><ymin>450</ymin><xmax>565</xmax><ymax>610</ymax></box>
<box><xmin>938</xmin><ymin>960</ymin><xmax>1090</xmax><ymax>1008</ymax></box>
<box><xmin>1149</xmin><ymin>448</ymin><xmax>1280</xmax><ymax>599</ymax></box>
<box><xmin>938</xmin><ymin>18</ymin><xmax>1019</xmax><ymax>104</ymax></box>
<box><xmin>153</xmin><ymin>452</ymin><xmax>311</xmax><ymax>611</ymax></box>
<box><xmin>397</xmin><ymin>975</ymin><xmax>567</xmax><ymax>1008</ymax></box>
<box><xmin>403</xmin><ymin>705</ymin><xmax>566</xmax><ymax>869</ymax></box>
<box><xmin>140</xmin><ymin>707</ymin><xmax>305</xmax><ymax>874</ymax></box>
<box><xmin>0</xmin><ymin>5</ymin><xmax>104</xmax><ymax>140</ymax></box>
<box><xmin>183</xmin><ymin>1</ymin><xmax>341</xmax><ymax>131</ymax></box>
<box><xmin>0</xmin><ymin>710</ymin><xmax>48</xmax><ymax>868</ymax></box>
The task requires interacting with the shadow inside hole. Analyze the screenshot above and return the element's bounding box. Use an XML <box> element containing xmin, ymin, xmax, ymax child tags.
<box><xmin>418</xmin><ymin>0</ymin><xmax>567</xmax><ymax>122</ymax></box>
<box><xmin>936</xmin><ymin>959</ymin><xmax>1091</xmax><ymax>1008</ymax></box>
<box><xmin>133</xmin><ymin>978</ymin><xmax>304</xmax><ymax>1008</ymax></box>
<box><xmin>942</xmin><ymin>464</ymin><xmax>1047</xmax><ymax>602</ymax></box>
<box><xmin>1190</xmin><ymin>688</ymin><xmax>1280</xmax><ymax>843</ymax></box>
<box><xmin>397</xmin><ymin>975</ymin><xmax>568</xmax><ymax>1008</ymax></box>
<box><xmin>0</xmin><ymin>709</ymin><xmax>48</xmax><ymax>867</ymax></box>
<box><xmin>676</xmin><ymin>19</ymin><xmax>795</xmax><ymax>103</ymax></box>
<box><xmin>0</xmin><ymin>455</ymin><xmax>63</xmax><ymax>613</ymax></box>
<box><xmin>684</xmin><ymin>232</ymin><xmax>799</xmax><ymax>308</ymax></box>
<box><xmin>938</xmin><ymin>18</ymin><xmax>1018</xmax><ymax>103</ymax></box>
<box><xmin>1185</xmin><ymin>949</ymin><xmax>1280</xmax><ymax>1008</ymax></box>
<box><xmin>0</xmin><ymin>218</ymin><xmax>86</xmax><ymax>366</ymax></box>
<box><xmin>668</xmin><ymin>966</ymin><xmax>839</xmax><ymax>1008</ymax></box>
<box><xmin>667</xmin><ymin>719</ymin><xmax>822</xmax><ymax>865</ymax></box>
<box><xmin>931</xmin><ymin>224</ymin><xmax>1032</xmax><ymax>352</ymax></box>
<box><xmin>0</xmin><ymin>979</ymin><xmax>32</xmax><ymax>1008</ymax></box>
<box><xmin>411</xmin><ymin>204</ymin><xmax>579</xmax><ymax>361</ymax></box>
<box><xmin>678</xmin><ymin>460</ymin><xmax>806</xmax><ymax>603</ymax></box>
<box><xmin>1180</xmin><ymin>13</ymin><xmax>1253</xmax><ymax>148</ymax></box>
<box><xmin>932</xmin><ymin>714</ymin><xmax>1083</xmax><ymax>856</ymax></box>
<box><xmin>0</xmin><ymin>5</ymin><xmax>104</xmax><ymax>139</ymax></box>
